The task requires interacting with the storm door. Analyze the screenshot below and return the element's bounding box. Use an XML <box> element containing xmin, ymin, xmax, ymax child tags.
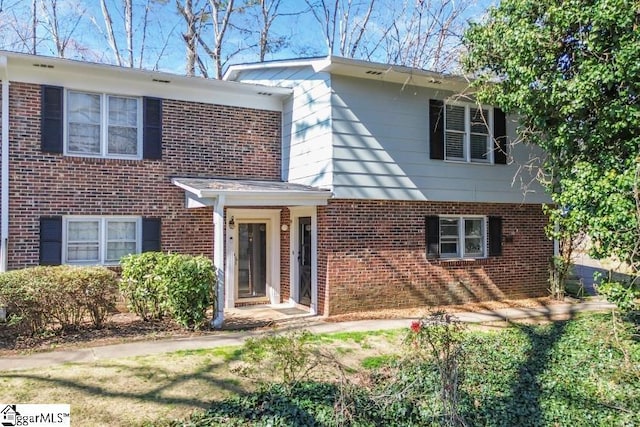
<box><xmin>298</xmin><ymin>217</ymin><xmax>312</xmax><ymax>306</ymax></box>
<box><xmin>237</xmin><ymin>222</ymin><xmax>267</xmax><ymax>299</ymax></box>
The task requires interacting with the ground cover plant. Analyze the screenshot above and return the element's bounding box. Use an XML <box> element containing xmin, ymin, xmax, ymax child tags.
<box><xmin>177</xmin><ymin>313</ymin><xmax>640</xmax><ymax>427</ymax></box>
<box><xmin>0</xmin><ymin>312</ymin><xmax>637</xmax><ymax>426</ymax></box>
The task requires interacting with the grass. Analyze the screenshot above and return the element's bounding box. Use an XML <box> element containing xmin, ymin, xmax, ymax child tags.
<box><xmin>0</xmin><ymin>330</ymin><xmax>402</xmax><ymax>426</ymax></box>
<box><xmin>0</xmin><ymin>312</ymin><xmax>638</xmax><ymax>426</ymax></box>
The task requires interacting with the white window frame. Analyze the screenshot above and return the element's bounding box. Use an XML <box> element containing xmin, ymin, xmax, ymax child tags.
<box><xmin>444</xmin><ymin>102</ymin><xmax>494</xmax><ymax>164</ymax></box>
<box><xmin>62</xmin><ymin>216</ymin><xmax>142</xmax><ymax>265</ymax></box>
<box><xmin>439</xmin><ymin>216</ymin><xmax>487</xmax><ymax>259</ymax></box>
<box><xmin>64</xmin><ymin>90</ymin><xmax>143</xmax><ymax>159</ymax></box>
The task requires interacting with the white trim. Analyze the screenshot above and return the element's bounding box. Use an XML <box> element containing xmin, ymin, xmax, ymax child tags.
<box><xmin>289</xmin><ymin>206</ymin><xmax>318</xmax><ymax>315</ymax></box>
<box><xmin>1</xmin><ymin>50</ymin><xmax>291</xmax><ymax>112</ymax></box>
<box><xmin>225</xmin><ymin>209</ymin><xmax>281</xmax><ymax>308</ymax></box>
<box><xmin>62</xmin><ymin>216</ymin><xmax>141</xmax><ymax>265</ymax></box>
<box><xmin>439</xmin><ymin>215</ymin><xmax>487</xmax><ymax>260</ymax></box>
<box><xmin>444</xmin><ymin>101</ymin><xmax>494</xmax><ymax>164</ymax></box>
<box><xmin>212</xmin><ymin>196</ymin><xmax>226</xmax><ymax>328</ymax></box>
<box><xmin>0</xmin><ymin>57</ymin><xmax>9</xmax><ymax>272</ymax></box>
<box><xmin>63</xmin><ymin>89</ymin><xmax>143</xmax><ymax>160</ymax></box>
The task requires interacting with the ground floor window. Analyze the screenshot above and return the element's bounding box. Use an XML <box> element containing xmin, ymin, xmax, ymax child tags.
<box><xmin>438</xmin><ymin>216</ymin><xmax>486</xmax><ymax>259</ymax></box>
<box><xmin>64</xmin><ymin>216</ymin><xmax>141</xmax><ymax>265</ymax></box>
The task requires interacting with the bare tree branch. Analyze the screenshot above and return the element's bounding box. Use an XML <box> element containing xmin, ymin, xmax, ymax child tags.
<box><xmin>100</xmin><ymin>0</ymin><xmax>122</xmax><ymax>66</ymax></box>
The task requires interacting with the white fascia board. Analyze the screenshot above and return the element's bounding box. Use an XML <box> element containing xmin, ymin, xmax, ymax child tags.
<box><xmin>210</xmin><ymin>191</ymin><xmax>331</xmax><ymax>206</ymax></box>
<box><xmin>224</xmin><ymin>57</ymin><xmax>329</xmax><ymax>81</ymax></box>
<box><xmin>1</xmin><ymin>51</ymin><xmax>291</xmax><ymax>111</ymax></box>
<box><xmin>172</xmin><ymin>178</ymin><xmax>331</xmax><ymax>206</ymax></box>
<box><xmin>226</xmin><ymin>55</ymin><xmax>471</xmax><ymax>92</ymax></box>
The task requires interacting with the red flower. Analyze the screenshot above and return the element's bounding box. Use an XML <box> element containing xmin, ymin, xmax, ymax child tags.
<box><xmin>411</xmin><ymin>321</ymin><xmax>422</xmax><ymax>333</ymax></box>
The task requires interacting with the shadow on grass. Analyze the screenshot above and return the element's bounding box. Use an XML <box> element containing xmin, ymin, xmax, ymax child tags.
<box><xmin>3</xmin><ymin>359</ymin><xmax>244</xmax><ymax>410</ymax></box>
<box><xmin>461</xmin><ymin>312</ymin><xmax>572</xmax><ymax>426</ymax></box>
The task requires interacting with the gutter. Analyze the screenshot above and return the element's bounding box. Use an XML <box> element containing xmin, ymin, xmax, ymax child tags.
<box><xmin>0</xmin><ymin>55</ymin><xmax>8</xmax><ymax>272</ymax></box>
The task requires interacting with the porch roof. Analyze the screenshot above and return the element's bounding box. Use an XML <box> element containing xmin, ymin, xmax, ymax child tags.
<box><xmin>172</xmin><ymin>177</ymin><xmax>332</xmax><ymax>207</ymax></box>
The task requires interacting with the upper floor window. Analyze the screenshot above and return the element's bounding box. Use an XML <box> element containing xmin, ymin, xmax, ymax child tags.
<box><xmin>41</xmin><ymin>85</ymin><xmax>162</xmax><ymax>160</ymax></box>
<box><xmin>428</xmin><ymin>99</ymin><xmax>507</xmax><ymax>165</ymax></box>
<box><xmin>444</xmin><ymin>104</ymin><xmax>492</xmax><ymax>163</ymax></box>
<box><xmin>66</xmin><ymin>91</ymin><xmax>142</xmax><ymax>158</ymax></box>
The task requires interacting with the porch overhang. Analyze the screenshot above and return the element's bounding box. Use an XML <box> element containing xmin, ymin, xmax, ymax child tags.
<box><xmin>172</xmin><ymin>177</ymin><xmax>332</xmax><ymax>207</ymax></box>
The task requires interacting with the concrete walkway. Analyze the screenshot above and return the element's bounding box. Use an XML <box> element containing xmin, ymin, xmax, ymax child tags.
<box><xmin>0</xmin><ymin>299</ymin><xmax>616</xmax><ymax>372</ymax></box>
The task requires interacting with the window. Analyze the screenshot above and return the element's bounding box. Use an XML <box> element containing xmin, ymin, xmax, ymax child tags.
<box><xmin>64</xmin><ymin>217</ymin><xmax>141</xmax><ymax>265</ymax></box>
<box><xmin>444</xmin><ymin>103</ymin><xmax>492</xmax><ymax>163</ymax></box>
<box><xmin>439</xmin><ymin>217</ymin><xmax>486</xmax><ymax>258</ymax></box>
<box><xmin>66</xmin><ymin>91</ymin><xmax>142</xmax><ymax>158</ymax></box>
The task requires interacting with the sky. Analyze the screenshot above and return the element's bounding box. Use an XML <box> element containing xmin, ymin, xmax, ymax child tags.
<box><xmin>0</xmin><ymin>0</ymin><xmax>494</xmax><ymax>76</ymax></box>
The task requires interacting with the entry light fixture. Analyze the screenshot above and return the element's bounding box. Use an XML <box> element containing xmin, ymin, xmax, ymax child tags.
<box><xmin>228</xmin><ymin>216</ymin><xmax>235</xmax><ymax>229</ymax></box>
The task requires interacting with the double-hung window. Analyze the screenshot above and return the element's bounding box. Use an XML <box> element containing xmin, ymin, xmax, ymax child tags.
<box><xmin>66</xmin><ymin>91</ymin><xmax>142</xmax><ymax>158</ymax></box>
<box><xmin>439</xmin><ymin>217</ymin><xmax>486</xmax><ymax>258</ymax></box>
<box><xmin>445</xmin><ymin>104</ymin><xmax>492</xmax><ymax>163</ymax></box>
<box><xmin>64</xmin><ymin>217</ymin><xmax>141</xmax><ymax>265</ymax></box>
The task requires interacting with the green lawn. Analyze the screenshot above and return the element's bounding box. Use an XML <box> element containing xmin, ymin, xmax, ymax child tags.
<box><xmin>0</xmin><ymin>313</ymin><xmax>638</xmax><ymax>427</ymax></box>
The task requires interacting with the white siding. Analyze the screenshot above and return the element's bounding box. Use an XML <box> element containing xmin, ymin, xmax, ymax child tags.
<box><xmin>330</xmin><ymin>75</ymin><xmax>549</xmax><ymax>203</ymax></box>
<box><xmin>233</xmin><ymin>66</ymin><xmax>334</xmax><ymax>188</ymax></box>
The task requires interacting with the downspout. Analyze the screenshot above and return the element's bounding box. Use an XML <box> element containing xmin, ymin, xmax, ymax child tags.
<box><xmin>211</xmin><ymin>195</ymin><xmax>225</xmax><ymax>328</ymax></box>
<box><xmin>0</xmin><ymin>56</ymin><xmax>9</xmax><ymax>272</ymax></box>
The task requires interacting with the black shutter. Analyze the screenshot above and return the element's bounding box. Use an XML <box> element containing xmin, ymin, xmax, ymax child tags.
<box><xmin>426</xmin><ymin>215</ymin><xmax>440</xmax><ymax>258</ymax></box>
<box><xmin>429</xmin><ymin>99</ymin><xmax>445</xmax><ymax>160</ymax></box>
<box><xmin>488</xmin><ymin>216</ymin><xmax>503</xmax><ymax>256</ymax></box>
<box><xmin>143</xmin><ymin>97</ymin><xmax>162</xmax><ymax>159</ymax></box>
<box><xmin>40</xmin><ymin>216</ymin><xmax>62</xmax><ymax>265</ymax></box>
<box><xmin>142</xmin><ymin>218</ymin><xmax>161</xmax><ymax>252</ymax></box>
<box><xmin>41</xmin><ymin>86</ymin><xmax>63</xmax><ymax>153</ymax></box>
<box><xmin>493</xmin><ymin>108</ymin><xmax>507</xmax><ymax>164</ymax></box>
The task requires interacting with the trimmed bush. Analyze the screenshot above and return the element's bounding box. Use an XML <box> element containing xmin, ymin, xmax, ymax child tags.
<box><xmin>0</xmin><ymin>266</ymin><xmax>118</xmax><ymax>334</ymax></box>
<box><xmin>120</xmin><ymin>252</ymin><xmax>215</xmax><ymax>329</ymax></box>
<box><xmin>120</xmin><ymin>252</ymin><xmax>170</xmax><ymax>321</ymax></box>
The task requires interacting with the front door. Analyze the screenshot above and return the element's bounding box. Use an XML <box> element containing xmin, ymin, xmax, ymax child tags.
<box><xmin>237</xmin><ymin>222</ymin><xmax>267</xmax><ymax>299</ymax></box>
<box><xmin>298</xmin><ymin>217</ymin><xmax>312</xmax><ymax>306</ymax></box>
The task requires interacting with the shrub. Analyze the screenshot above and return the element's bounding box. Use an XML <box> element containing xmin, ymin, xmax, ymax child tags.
<box><xmin>120</xmin><ymin>252</ymin><xmax>215</xmax><ymax>328</ymax></box>
<box><xmin>160</xmin><ymin>253</ymin><xmax>215</xmax><ymax>329</ymax></box>
<box><xmin>0</xmin><ymin>266</ymin><xmax>118</xmax><ymax>334</ymax></box>
<box><xmin>234</xmin><ymin>330</ymin><xmax>323</xmax><ymax>385</ymax></box>
<box><xmin>120</xmin><ymin>252</ymin><xmax>170</xmax><ymax>321</ymax></box>
<box><xmin>597</xmin><ymin>280</ymin><xmax>640</xmax><ymax>315</ymax></box>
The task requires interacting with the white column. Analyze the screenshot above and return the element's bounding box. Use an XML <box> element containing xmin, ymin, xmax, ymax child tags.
<box><xmin>1</xmin><ymin>57</ymin><xmax>10</xmax><ymax>273</ymax></box>
<box><xmin>211</xmin><ymin>196</ymin><xmax>225</xmax><ymax>328</ymax></box>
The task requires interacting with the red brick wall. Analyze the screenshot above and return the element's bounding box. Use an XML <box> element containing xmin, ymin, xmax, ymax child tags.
<box><xmin>5</xmin><ymin>82</ymin><xmax>281</xmax><ymax>269</ymax></box>
<box><xmin>318</xmin><ymin>199</ymin><xmax>552</xmax><ymax>315</ymax></box>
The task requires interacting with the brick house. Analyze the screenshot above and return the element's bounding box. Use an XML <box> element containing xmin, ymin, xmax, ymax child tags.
<box><xmin>0</xmin><ymin>52</ymin><xmax>552</xmax><ymax>325</ymax></box>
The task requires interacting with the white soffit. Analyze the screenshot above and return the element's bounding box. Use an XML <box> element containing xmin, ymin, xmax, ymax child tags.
<box><xmin>0</xmin><ymin>50</ymin><xmax>291</xmax><ymax>111</ymax></box>
<box><xmin>225</xmin><ymin>56</ymin><xmax>470</xmax><ymax>92</ymax></box>
<box><xmin>172</xmin><ymin>177</ymin><xmax>332</xmax><ymax>207</ymax></box>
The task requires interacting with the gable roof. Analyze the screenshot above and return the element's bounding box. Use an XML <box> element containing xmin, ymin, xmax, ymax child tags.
<box><xmin>224</xmin><ymin>56</ymin><xmax>469</xmax><ymax>92</ymax></box>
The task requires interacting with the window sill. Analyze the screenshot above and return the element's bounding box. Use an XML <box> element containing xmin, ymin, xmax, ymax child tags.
<box><xmin>429</xmin><ymin>257</ymin><xmax>491</xmax><ymax>266</ymax></box>
<box><xmin>443</xmin><ymin>159</ymin><xmax>494</xmax><ymax>166</ymax></box>
<box><xmin>62</xmin><ymin>156</ymin><xmax>144</xmax><ymax>165</ymax></box>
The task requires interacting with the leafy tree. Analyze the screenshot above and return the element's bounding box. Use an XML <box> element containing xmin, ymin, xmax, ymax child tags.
<box><xmin>463</xmin><ymin>0</ymin><xmax>640</xmax><ymax>296</ymax></box>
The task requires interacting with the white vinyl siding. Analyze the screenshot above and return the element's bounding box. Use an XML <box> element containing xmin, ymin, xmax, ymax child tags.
<box><xmin>440</xmin><ymin>216</ymin><xmax>486</xmax><ymax>259</ymax></box>
<box><xmin>445</xmin><ymin>103</ymin><xmax>492</xmax><ymax>163</ymax></box>
<box><xmin>66</xmin><ymin>90</ymin><xmax>142</xmax><ymax>159</ymax></box>
<box><xmin>64</xmin><ymin>217</ymin><xmax>141</xmax><ymax>265</ymax></box>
